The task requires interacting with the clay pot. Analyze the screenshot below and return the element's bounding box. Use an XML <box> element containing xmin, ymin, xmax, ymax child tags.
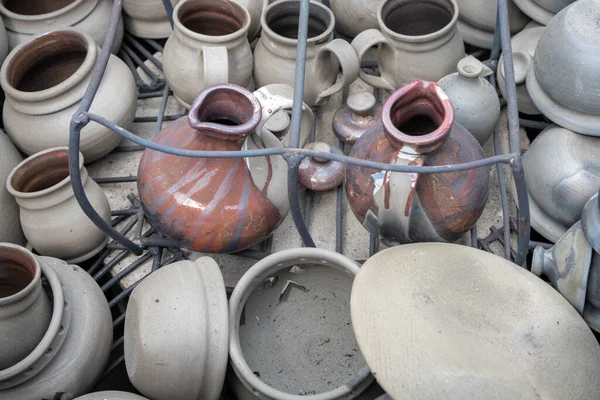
<box><xmin>123</xmin><ymin>0</ymin><xmax>179</xmax><ymax>39</ymax></box>
<box><xmin>1</xmin><ymin>29</ymin><xmax>136</xmax><ymax>162</ymax></box>
<box><xmin>0</xmin><ymin>244</ymin><xmax>51</xmax><ymax>370</ymax></box>
<box><xmin>455</xmin><ymin>0</ymin><xmax>530</xmax><ymax>49</ymax></box>
<box><xmin>522</xmin><ymin>125</ymin><xmax>600</xmax><ymax>243</ymax></box>
<box><xmin>351</xmin><ymin>243</ymin><xmax>600</xmax><ymax>399</ymax></box>
<box><xmin>254</xmin><ymin>0</ymin><xmax>360</xmax><ymax>107</ymax></box>
<box><xmin>513</xmin><ymin>0</ymin><xmax>576</xmax><ymax>25</ymax></box>
<box><xmin>138</xmin><ymin>84</ymin><xmax>291</xmax><ymax>253</ymax></box>
<box><xmin>229</xmin><ymin>248</ymin><xmax>374</xmax><ymax>400</ymax></box>
<box><xmin>329</xmin><ymin>0</ymin><xmax>384</xmax><ymax>38</ymax></box>
<box><xmin>298</xmin><ymin>142</ymin><xmax>346</xmax><ymax>191</ymax></box>
<box><xmin>438</xmin><ymin>56</ymin><xmax>500</xmax><ymax>145</ymax></box>
<box><xmin>346</xmin><ymin>80</ymin><xmax>490</xmax><ymax>245</ymax></box>
<box><xmin>497</xmin><ymin>23</ymin><xmax>544</xmax><ymax>115</ymax></box>
<box><xmin>6</xmin><ymin>147</ymin><xmax>111</xmax><ymax>263</ymax></box>
<box><xmin>163</xmin><ymin>0</ymin><xmax>253</xmax><ymax>109</ymax></box>
<box><xmin>527</xmin><ymin>0</ymin><xmax>600</xmax><ymax>136</ymax></box>
<box><xmin>333</xmin><ymin>91</ymin><xmax>383</xmax><ymax>145</ymax></box>
<box><xmin>74</xmin><ymin>392</ymin><xmax>150</xmax><ymax>400</ymax></box>
<box><xmin>235</xmin><ymin>0</ymin><xmax>267</xmax><ymax>41</ymax></box>
<box><xmin>0</xmin><ymin>0</ymin><xmax>124</xmax><ymax>54</ymax></box>
<box><xmin>351</xmin><ymin>0</ymin><xmax>465</xmax><ymax>92</ymax></box>
<box><xmin>0</xmin><ymin>132</ymin><xmax>25</xmax><ymax>245</ymax></box>
<box><xmin>0</xmin><ymin>17</ymin><xmax>8</xmax><ymax>67</ymax></box>
<box><xmin>125</xmin><ymin>257</ymin><xmax>228</xmax><ymax>400</ymax></box>
<box><xmin>0</xmin><ymin>248</ymin><xmax>112</xmax><ymax>399</ymax></box>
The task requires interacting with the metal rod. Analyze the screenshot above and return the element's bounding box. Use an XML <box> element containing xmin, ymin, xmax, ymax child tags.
<box><xmin>93</xmin><ymin>176</ymin><xmax>137</xmax><ymax>184</ymax></box>
<box><xmin>336</xmin><ymin>139</ymin><xmax>344</xmax><ymax>253</ymax></box>
<box><xmin>156</xmin><ymin>84</ymin><xmax>170</xmax><ymax>134</ymax></box>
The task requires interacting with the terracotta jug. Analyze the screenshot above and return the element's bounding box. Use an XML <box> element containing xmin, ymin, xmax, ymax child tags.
<box><xmin>123</xmin><ymin>0</ymin><xmax>179</xmax><ymax>39</ymax></box>
<box><xmin>345</xmin><ymin>80</ymin><xmax>490</xmax><ymax>245</ymax></box>
<box><xmin>0</xmin><ymin>132</ymin><xmax>25</xmax><ymax>245</ymax></box>
<box><xmin>163</xmin><ymin>0</ymin><xmax>253</xmax><ymax>109</ymax></box>
<box><xmin>6</xmin><ymin>147</ymin><xmax>111</xmax><ymax>263</ymax></box>
<box><xmin>254</xmin><ymin>0</ymin><xmax>360</xmax><ymax>107</ymax></box>
<box><xmin>351</xmin><ymin>0</ymin><xmax>465</xmax><ymax>92</ymax></box>
<box><xmin>0</xmin><ymin>0</ymin><xmax>123</xmax><ymax>54</ymax></box>
<box><xmin>138</xmin><ymin>84</ymin><xmax>292</xmax><ymax>253</ymax></box>
<box><xmin>0</xmin><ymin>29</ymin><xmax>136</xmax><ymax>163</ymax></box>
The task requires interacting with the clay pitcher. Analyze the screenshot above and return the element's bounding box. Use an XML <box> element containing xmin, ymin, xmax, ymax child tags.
<box><xmin>137</xmin><ymin>84</ymin><xmax>290</xmax><ymax>253</ymax></box>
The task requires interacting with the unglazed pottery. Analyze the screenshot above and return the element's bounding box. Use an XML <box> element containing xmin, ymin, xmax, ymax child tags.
<box><xmin>74</xmin><ymin>392</ymin><xmax>150</xmax><ymax>400</ymax></box>
<box><xmin>254</xmin><ymin>0</ymin><xmax>360</xmax><ymax>107</ymax></box>
<box><xmin>527</xmin><ymin>0</ymin><xmax>600</xmax><ymax>136</ymax></box>
<box><xmin>346</xmin><ymin>80</ymin><xmax>489</xmax><ymax>245</ymax></box>
<box><xmin>522</xmin><ymin>125</ymin><xmax>600</xmax><ymax>243</ymax></box>
<box><xmin>229</xmin><ymin>248</ymin><xmax>373</xmax><ymax>400</ymax></box>
<box><xmin>0</xmin><ymin>250</ymin><xmax>112</xmax><ymax>399</ymax></box>
<box><xmin>497</xmin><ymin>24</ymin><xmax>544</xmax><ymax>115</ymax></box>
<box><xmin>455</xmin><ymin>0</ymin><xmax>530</xmax><ymax>48</ymax></box>
<box><xmin>0</xmin><ymin>244</ymin><xmax>51</xmax><ymax>370</ymax></box>
<box><xmin>351</xmin><ymin>0</ymin><xmax>465</xmax><ymax>91</ymax></box>
<box><xmin>0</xmin><ymin>0</ymin><xmax>124</xmax><ymax>54</ymax></box>
<box><xmin>6</xmin><ymin>147</ymin><xmax>111</xmax><ymax>263</ymax></box>
<box><xmin>125</xmin><ymin>257</ymin><xmax>228</xmax><ymax>400</ymax></box>
<box><xmin>298</xmin><ymin>142</ymin><xmax>346</xmax><ymax>191</ymax></box>
<box><xmin>235</xmin><ymin>0</ymin><xmax>267</xmax><ymax>41</ymax></box>
<box><xmin>329</xmin><ymin>0</ymin><xmax>384</xmax><ymax>37</ymax></box>
<box><xmin>0</xmin><ymin>17</ymin><xmax>8</xmax><ymax>67</ymax></box>
<box><xmin>163</xmin><ymin>0</ymin><xmax>253</xmax><ymax>109</ymax></box>
<box><xmin>138</xmin><ymin>84</ymin><xmax>291</xmax><ymax>253</ymax></box>
<box><xmin>333</xmin><ymin>91</ymin><xmax>383</xmax><ymax>145</ymax></box>
<box><xmin>1</xmin><ymin>29</ymin><xmax>136</xmax><ymax>162</ymax></box>
<box><xmin>513</xmin><ymin>0</ymin><xmax>576</xmax><ymax>25</ymax></box>
<box><xmin>123</xmin><ymin>0</ymin><xmax>179</xmax><ymax>39</ymax></box>
<box><xmin>0</xmin><ymin>132</ymin><xmax>25</xmax><ymax>245</ymax></box>
<box><xmin>438</xmin><ymin>56</ymin><xmax>500</xmax><ymax>145</ymax></box>
<box><xmin>352</xmin><ymin>243</ymin><xmax>600</xmax><ymax>399</ymax></box>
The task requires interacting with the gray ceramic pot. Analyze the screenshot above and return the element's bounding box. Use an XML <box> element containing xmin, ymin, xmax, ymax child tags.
<box><xmin>0</xmin><ymin>132</ymin><xmax>24</xmax><ymax>245</ymax></box>
<box><xmin>352</xmin><ymin>243</ymin><xmax>600</xmax><ymax>399</ymax></box>
<box><xmin>438</xmin><ymin>56</ymin><xmax>500</xmax><ymax>145</ymax></box>
<box><xmin>229</xmin><ymin>248</ymin><xmax>374</xmax><ymax>400</ymax></box>
<box><xmin>527</xmin><ymin>0</ymin><xmax>600</xmax><ymax>136</ymax></box>
<box><xmin>125</xmin><ymin>257</ymin><xmax>229</xmax><ymax>400</ymax></box>
<box><xmin>522</xmin><ymin>125</ymin><xmax>600</xmax><ymax>243</ymax></box>
<box><xmin>0</xmin><ymin>248</ymin><xmax>112</xmax><ymax>399</ymax></box>
<box><xmin>512</xmin><ymin>0</ymin><xmax>576</xmax><ymax>24</ymax></box>
<box><xmin>73</xmin><ymin>391</ymin><xmax>150</xmax><ymax>400</ymax></box>
<box><xmin>0</xmin><ymin>243</ymin><xmax>51</xmax><ymax>370</ymax></box>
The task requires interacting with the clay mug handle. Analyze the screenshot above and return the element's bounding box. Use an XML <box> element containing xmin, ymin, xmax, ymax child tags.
<box><xmin>374</xmin><ymin>149</ymin><xmax>426</xmax><ymax>244</ymax></box>
<box><xmin>313</xmin><ymin>39</ymin><xmax>360</xmax><ymax>104</ymax></box>
<box><xmin>351</xmin><ymin>29</ymin><xmax>395</xmax><ymax>92</ymax></box>
<box><xmin>202</xmin><ymin>46</ymin><xmax>229</xmax><ymax>87</ymax></box>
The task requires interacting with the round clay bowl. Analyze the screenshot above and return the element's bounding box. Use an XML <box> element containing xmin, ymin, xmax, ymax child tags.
<box><xmin>351</xmin><ymin>243</ymin><xmax>600</xmax><ymax>399</ymax></box>
<box><xmin>229</xmin><ymin>248</ymin><xmax>373</xmax><ymax>400</ymax></box>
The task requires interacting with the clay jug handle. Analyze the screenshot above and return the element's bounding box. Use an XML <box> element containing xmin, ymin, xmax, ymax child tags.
<box><xmin>351</xmin><ymin>29</ymin><xmax>395</xmax><ymax>92</ymax></box>
<box><xmin>374</xmin><ymin>150</ymin><xmax>426</xmax><ymax>244</ymax></box>
<box><xmin>202</xmin><ymin>46</ymin><xmax>229</xmax><ymax>87</ymax></box>
<box><xmin>313</xmin><ymin>39</ymin><xmax>360</xmax><ymax>105</ymax></box>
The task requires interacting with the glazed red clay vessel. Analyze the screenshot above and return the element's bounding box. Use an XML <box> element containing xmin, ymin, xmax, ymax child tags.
<box><xmin>346</xmin><ymin>80</ymin><xmax>490</xmax><ymax>245</ymax></box>
<box><xmin>137</xmin><ymin>84</ymin><xmax>286</xmax><ymax>253</ymax></box>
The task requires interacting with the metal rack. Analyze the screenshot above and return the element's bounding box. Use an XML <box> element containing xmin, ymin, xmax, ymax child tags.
<box><xmin>68</xmin><ymin>0</ymin><xmax>535</xmax><ymax>381</ymax></box>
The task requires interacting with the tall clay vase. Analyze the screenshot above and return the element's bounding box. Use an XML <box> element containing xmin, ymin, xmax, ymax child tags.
<box><xmin>0</xmin><ymin>29</ymin><xmax>136</xmax><ymax>162</ymax></box>
<box><xmin>0</xmin><ymin>0</ymin><xmax>124</xmax><ymax>54</ymax></box>
<box><xmin>346</xmin><ymin>80</ymin><xmax>490</xmax><ymax>245</ymax></box>
<box><xmin>0</xmin><ymin>132</ymin><xmax>25</xmax><ymax>245</ymax></box>
<box><xmin>254</xmin><ymin>0</ymin><xmax>360</xmax><ymax>107</ymax></box>
<box><xmin>6</xmin><ymin>147</ymin><xmax>111</xmax><ymax>263</ymax></box>
<box><xmin>163</xmin><ymin>0</ymin><xmax>253</xmax><ymax>109</ymax></box>
<box><xmin>0</xmin><ymin>244</ymin><xmax>51</xmax><ymax>370</ymax></box>
<box><xmin>138</xmin><ymin>84</ymin><xmax>290</xmax><ymax>253</ymax></box>
<box><xmin>351</xmin><ymin>0</ymin><xmax>465</xmax><ymax>92</ymax></box>
<box><xmin>123</xmin><ymin>0</ymin><xmax>179</xmax><ymax>39</ymax></box>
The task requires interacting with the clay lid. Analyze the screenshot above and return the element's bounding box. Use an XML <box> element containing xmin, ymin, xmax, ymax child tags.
<box><xmin>347</xmin><ymin>91</ymin><xmax>377</xmax><ymax>116</ymax></box>
<box><xmin>298</xmin><ymin>142</ymin><xmax>345</xmax><ymax>191</ymax></box>
<box><xmin>351</xmin><ymin>243</ymin><xmax>600</xmax><ymax>399</ymax></box>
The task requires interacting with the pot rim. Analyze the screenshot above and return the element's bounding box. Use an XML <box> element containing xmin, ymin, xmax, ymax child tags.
<box><xmin>261</xmin><ymin>0</ymin><xmax>335</xmax><ymax>46</ymax></box>
<box><xmin>6</xmin><ymin>147</ymin><xmax>84</xmax><ymax>200</ymax></box>
<box><xmin>229</xmin><ymin>247</ymin><xmax>373</xmax><ymax>400</ymax></box>
<box><xmin>0</xmin><ymin>28</ymin><xmax>97</xmax><ymax>103</ymax></box>
<box><xmin>0</xmin><ymin>0</ymin><xmax>95</xmax><ymax>21</ymax></box>
<box><xmin>172</xmin><ymin>0</ymin><xmax>250</xmax><ymax>44</ymax></box>
<box><xmin>0</xmin><ymin>243</ymin><xmax>40</xmax><ymax>305</ymax></box>
<box><xmin>377</xmin><ymin>0</ymin><xmax>460</xmax><ymax>43</ymax></box>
